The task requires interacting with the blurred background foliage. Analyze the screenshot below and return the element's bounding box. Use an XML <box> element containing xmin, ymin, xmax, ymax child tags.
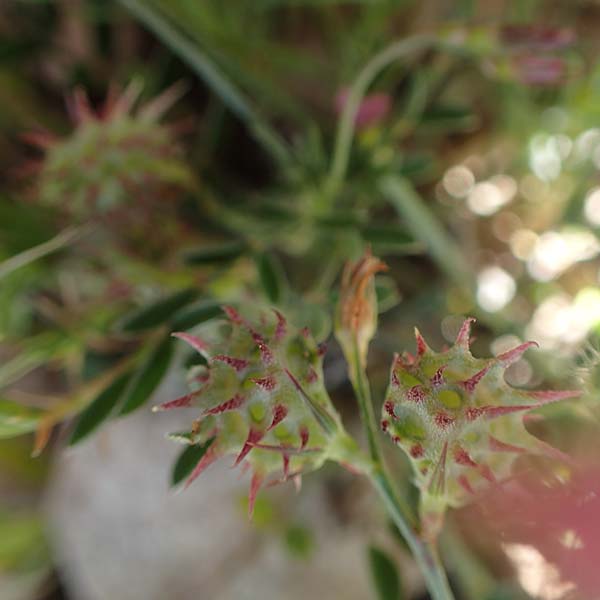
<box><xmin>2</xmin><ymin>0</ymin><xmax>600</xmax><ymax>599</ymax></box>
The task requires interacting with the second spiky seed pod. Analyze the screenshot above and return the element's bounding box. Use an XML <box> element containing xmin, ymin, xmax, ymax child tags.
<box><xmin>381</xmin><ymin>318</ymin><xmax>579</xmax><ymax>539</ymax></box>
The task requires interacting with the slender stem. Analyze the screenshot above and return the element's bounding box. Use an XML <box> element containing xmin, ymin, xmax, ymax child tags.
<box><xmin>325</xmin><ymin>35</ymin><xmax>435</xmax><ymax>199</ymax></box>
<box><xmin>350</xmin><ymin>338</ymin><xmax>384</xmax><ymax>467</ymax></box>
<box><xmin>347</xmin><ymin>337</ymin><xmax>454</xmax><ymax>600</ymax></box>
<box><xmin>369</xmin><ymin>471</ymin><xmax>455</xmax><ymax>600</ymax></box>
<box><xmin>380</xmin><ymin>175</ymin><xmax>472</xmax><ymax>290</ymax></box>
<box><xmin>0</xmin><ymin>226</ymin><xmax>89</xmax><ymax>280</ymax></box>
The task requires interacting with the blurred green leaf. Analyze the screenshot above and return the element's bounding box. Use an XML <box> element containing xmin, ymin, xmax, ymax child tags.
<box><xmin>256</xmin><ymin>251</ymin><xmax>287</xmax><ymax>304</ymax></box>
<box><xmin>116</xmin><ymin>288</ymin><xmax>198</xmax><ymax>332</ymax></box>
<box><xmin>0</xmin><ymin>332</ymin><xmax>75</xmax><ymax>388</ymax></box>
<box><xmin>0</xmin><ymin>399</ymin><xmax>44</xmax><ymax>439</ymax></box>
<box><xmin>375</xmin><ymin>276</ymin><xmax>401</xmax><ymax>313</ymax></box>
<box><xmin>118</xmin><ymin>0</ymin><xmax>291</xmax><ymax>166</ymax></box>
<box><xmin>171</xmin><ymin>437</ymin><xmax>215</xmax><ymax>487</ymax></box>
<box><xmin>119</xmin><ymin>336</ymin><xmax>175</xmax><ymax>415</ymax></box>
<box><xmin>182</xmin><ymin>241</ymin><xmax>246</xmax><ymax>265</ymax></box>
<box><xmin>284</xmin><ymin>525</ymin><xmax>314</xmax><ymax>559</ymax></box>
<box><xmin>69</xmin><ymin>371</ymin><xmax>132</xmax><ymax>445</ymax></box>
<box><xmin>0</xmin><ymin>511</ymin><xmax>48</xmax><ymax>572</ymax></box>
<box><xmin>170</xmin><ymin>299</ymin><xmax>223</xmax><ymax>331</ymax></box>
<box><xmin>368</xmin><ymin>545</ymin><xmax>403</xmax><ymax>600</ymax></box>
<box><xmin>421</xmin><ymin>103</ymin><xmax>478</xmax><ymax>132</ymax></box>
<box><xmin>361</xmin><ymin>223</ymin><xmax>422</xmax><ymax>255</ymax></box>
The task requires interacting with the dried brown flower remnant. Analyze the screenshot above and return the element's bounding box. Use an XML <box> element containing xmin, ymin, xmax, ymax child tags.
<box><xmin>335</xmin><ymin>249</ymin><xmax>388</xmax><ymax>369</ymax></box>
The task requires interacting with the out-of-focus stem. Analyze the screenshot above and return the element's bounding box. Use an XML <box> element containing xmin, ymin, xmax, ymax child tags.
<box><xmin>325</xmin><ymin>35</ymin><xmax>435</xmax><ymax>199</ymax></box>
<box><xmin>0</xmin><ymin>226</ymin><xmax>90</xmax><ymax>280</ymax></box>
<box><xmin>380</xmin><ymin>175</ymin><xmax>473</xmax><ymax>290</ymax></box>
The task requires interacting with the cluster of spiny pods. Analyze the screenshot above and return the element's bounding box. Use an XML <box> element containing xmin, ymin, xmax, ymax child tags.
<box><xmin>155</xmin><ymin>305</ymin><xmax>360</xmax><ymax>515</ymax></box>
<box><xmin>381</xmin><ymin>317</ymin><xmax>579</xmax><ymax>538</ymax></box>
<box><xmin>22</xmin><ymin>81</ymin><xmax>191</xmax><ymax>222</ymax></box>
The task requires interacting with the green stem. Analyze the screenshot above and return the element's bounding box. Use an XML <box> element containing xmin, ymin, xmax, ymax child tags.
<box><xmin>118</xmin><ymin>0</ymin><xmax>291</xmax><ymax>169</ymax></box>
<box><xmin>347</xmin><ymin>337</ymin><xmax>454</xmax><ymax>600</ymax></box>
<box><xmin>380</xmin><ymin>175</ymin><xmax>472</xmax><ymax>290</ymax></box>
<box><xmin>370</xmin><ymin>471</ymin><xmax>455</xmax><ymax>600</ymax></box>
<box><xmin>0</xmin><ymin>226</ymin><xmax>89</xmax><ymax>280</ymax></box>
<box><xmin>325</xmin><ymin>35</ymin><xmax>434</xmax><ymax>199</ymax></box>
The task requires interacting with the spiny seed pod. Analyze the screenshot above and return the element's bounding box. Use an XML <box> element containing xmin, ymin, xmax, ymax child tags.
<box><xmin>381</xmin><ymin>318</ymin><xmax>580</xmax><ymax>539</ymax></box>
<box><xmin>156</xmin><ymin>306</ymin><xmax>365</xmax><ymax>515</ymax></box>
<box><xmin>22</xmin><ymin>80</ymin><xmax>192</xmax><ymax>222</ymax></box>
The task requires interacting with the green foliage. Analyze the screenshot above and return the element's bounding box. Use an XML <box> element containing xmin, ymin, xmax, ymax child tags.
<box><xmin>368</xmin><ymin>546</ymin><xmax>403</xmax><ymax>600</ymax></box>
<box><xmin>283</xmin><ymin>525</ymin><xmax>314</xmax><ymax>559</ymax></box>
<box><xmin>0</xmin><ymin>399</ymin><xmax>43</xmax><ymax>439</ymax></box>
<box><xmin>119</xmin><ymin>335</ymin><xmax>175</xmax><ymax>415</ymax></box>
<box><xmin>117</xmin><ymin>289</ymin><xmax>198</xmax><ymax>333</ymax></box>
<box><xmin>69</xmin><ymin>371</ymin><xmax>133</xmax><ymax>445</ymax></box>
<box><xmin>171</xmin><ymin>437</ymin><xmax>215</xmax><ymax>487</ymax></box>
<box><xmin>183</xmin><ymin>240</ymin><xmax>247</xmax><ymax>265</ymax></box>
<box><xmin>1</xmin><ymin>2</ymin><xmax>598</xmax><ymax>598</ymax></box>
<box><xmin>255</xmin><ymin>251</ymin><xmax>287</xmax><ymax>304</ymax></box>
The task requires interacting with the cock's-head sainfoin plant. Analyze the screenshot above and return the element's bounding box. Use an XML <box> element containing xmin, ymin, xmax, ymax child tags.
<box><xmin>157</xmin><ymin>249</ymin><xmax>580</xmax><ymax>560</ymax></box>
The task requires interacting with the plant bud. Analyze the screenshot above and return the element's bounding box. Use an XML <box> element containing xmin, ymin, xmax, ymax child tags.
<box><xmin>335</xmin><ymin>249</ymin><xmax>387</xmax><ymax>370</ymax></box>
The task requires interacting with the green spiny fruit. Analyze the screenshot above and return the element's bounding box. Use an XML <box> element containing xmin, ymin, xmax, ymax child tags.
<box><xmin>381</xmin><ymin>318</ymin><xmax>580</xmax><ymax>539</ymax></box>
<box><xmin>156</xmin><ymin>306</ymin><xmax>365</xmax><ymax>515</ymax></box>
<box><xmin>23</xmin><ymin>80</ymin><xmax>192</xmax><ymax>222</ymax></box>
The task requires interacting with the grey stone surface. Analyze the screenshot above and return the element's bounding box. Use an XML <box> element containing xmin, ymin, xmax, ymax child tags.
<box><xmin>44</xmin><ymin>377</ymin><xmax>372</xmax><ymax>600</ymax></box>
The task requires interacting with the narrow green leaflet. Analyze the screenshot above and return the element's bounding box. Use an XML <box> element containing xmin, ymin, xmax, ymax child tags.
<box><xmin>375</xmin><ymin>276</ymin><xmax>401</xmax><ymax>313</ymax></box>
<box><xmin>119</xmin><ymin>336</ymin><xmax>175</xmax><ymax>416</ymax></box>
<box><xmin>0</xmin><ymin>332</ymin><xmax>75</xmax><ymax>388</ymax></box>
<box><xmin>368</xmin><ymin>546</ymin><xmax>403</xmax><ymax>600</ymax></box>
<box><xmin>256</xmin><ymin>251</ymin><xmax>287</xmax><ymax>304</ymax></box>
<box><xmin>69</xmin><ymin>371</ymin><xmax>133</xmax><ymax>445</ymax></box>
<box><xmin>116</xmin><ymin>288</ymin><xmax>198</xmax><ymax>332</ymax></box>
<box><xmin>182</xmin><ymin>241</ymin><xmax>246</xmax><ymax>265</ymax></box>
<box><xmin>171</xmin><ymin>437</ymin><xmax>214</xmax><ymax>487</ymax></box>
<box><xmin>170</xmin><ymin>299</ymin><xmax>223</xmax><ymax>331</ymax></box>
<box><xmin>0</xmin><ymin>399</ymin><xmax>44</xmax><ymax>439</ymax></box>
<box><xmin>360</xmin><ymin>224</ymin><xmax>422</xmax><ymax>256</ymax></box>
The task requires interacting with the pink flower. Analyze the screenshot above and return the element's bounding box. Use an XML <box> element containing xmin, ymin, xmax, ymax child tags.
<box><xmin>334</xmin><ymin>89</ymin><xmax>391</xmax><ymax>129</ymax></box>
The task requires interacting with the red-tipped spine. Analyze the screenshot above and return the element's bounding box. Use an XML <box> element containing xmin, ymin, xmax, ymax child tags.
<box><xmin>455</xmin><ymin>317</ymin><xmax>476</xmax><ymax>348</ymax></box>
<box><xmin>213</xmin><ymin>354</ymin><xmax>249</xmax><ymax>372</ymax></box>
<box><xmin>234</xmin><ymin>429</ymin><xmax>264</xmax><ymax>466</ymax></box>
<box><xmin>461</xmin><ymin>365</ymin><xmax>491</xmax><ymax>393</ymax></box>
<box><xmin>172</xmin><ymin>332</ymin><xmax>209</xmax><ymax>355</ymax></box>
<box><xmin>204</xmin><ymin>393</ymin><xmax>246</xmax><ymax>416</ymax></box>
<box><xmin>268</xmin><ymin>404</ymin><xmax>288</xmax><ymax>430</ymax></box>
<box><xmin>153</xmin><ymin>392</ymin><xmax>196</xmax><ymax>412</ymax></box>
<box><xmin>248</xmin><ymin>471</ymin><xmax>265</xmax><ymax>518</ymax></box>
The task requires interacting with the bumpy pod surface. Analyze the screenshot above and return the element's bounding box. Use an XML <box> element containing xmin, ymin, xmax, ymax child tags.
<box><xmin>157</xmin><ymin>306</ymin><xmax>362</xmax><ymax>514</ymax></box>
<box><xmin>381</xmin><ymin>318</ymin><xmax>579</xmax><ymax>538</ymax></box>
<box><xmin>23</xmin><ymin>81</ymin><xmax>191</xmax><ymax>220</ymax></box>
